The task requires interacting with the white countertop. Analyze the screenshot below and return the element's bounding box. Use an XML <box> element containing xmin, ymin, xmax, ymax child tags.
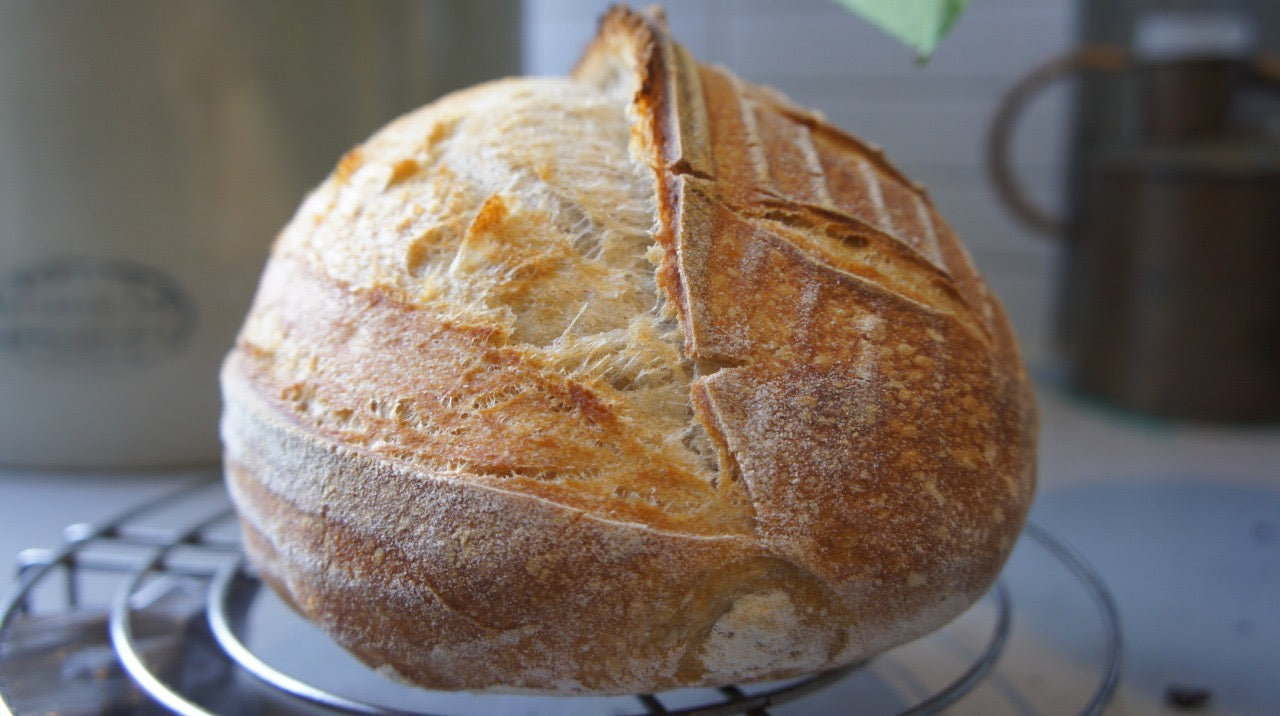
<box><xmin>2</xmin><ymin>378</ymin><xmax>1278</xmax><ymax>715</ymax></box>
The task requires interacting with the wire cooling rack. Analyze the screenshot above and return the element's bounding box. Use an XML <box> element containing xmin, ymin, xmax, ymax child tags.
<box><xmin>0</xmin><ymin>479</ymin><xmax>1121</xmax><ymax>715</ymax></box>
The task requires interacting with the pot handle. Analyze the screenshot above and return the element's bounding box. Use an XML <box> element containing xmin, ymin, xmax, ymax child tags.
<box><xmin>985</xmin><ymin>46</ymin><xmax>1133</xmax><ymax>238</ymax></box>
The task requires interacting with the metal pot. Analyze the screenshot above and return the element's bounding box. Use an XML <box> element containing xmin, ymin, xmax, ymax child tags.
<box><xmin>988</xmin><ymin>47</ymin><xmax>1280</xmax><ymax>422</ymax></box>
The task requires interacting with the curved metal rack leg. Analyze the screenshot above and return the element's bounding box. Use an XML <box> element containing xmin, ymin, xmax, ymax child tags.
<box><xmin>901</xmin><ymin>580</ymin><xmax>1012</xmax><ymax>716</ymax></box>
<box><xmin>206</xmin><ymin>556</ymin><xmax>421</xmax><ymax>716</ymax></box>
<box><xmin>107</xmin><ymin>507</ymin><xmax>237</xmax><ymax>716</ymax></box>
<box><xmin>1022</xmin><ymin>522</ymin><xmax>1123</xmax><ymax>716</ymax></box>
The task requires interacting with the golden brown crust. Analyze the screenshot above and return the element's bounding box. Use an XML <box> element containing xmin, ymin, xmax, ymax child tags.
<box><xmin>220</xmin><ymin>4</ymin><xmax>1036</xmax><ymax>695</ymax></box>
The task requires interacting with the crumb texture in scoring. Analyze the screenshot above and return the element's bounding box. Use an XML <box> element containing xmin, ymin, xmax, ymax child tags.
<box><xmin>698</xmin><ymin>591</ymin><xmax>834</xmax><ymax>680</ymax></box>
<box><xmin>238</xmin><ymin>74</ymin><xmax>733</xmax><ymax>529</ymax></box>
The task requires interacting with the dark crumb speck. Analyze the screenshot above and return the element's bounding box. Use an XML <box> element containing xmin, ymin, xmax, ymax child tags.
<box><xmin>1165</xmin><ymin>684</ymin><xmax>1212</xmax><ymax>710</ymax></box>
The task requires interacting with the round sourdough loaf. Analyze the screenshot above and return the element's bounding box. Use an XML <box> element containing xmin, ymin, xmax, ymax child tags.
<box><xmin>220</xmin><ymin>6</ymin><xmax>1037</xmax><ymax>695</ymax></box>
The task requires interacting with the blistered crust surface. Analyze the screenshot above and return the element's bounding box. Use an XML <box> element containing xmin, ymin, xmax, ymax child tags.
<box><xmin>221</xmin><ymin>5</ymin><xmax>1037</xmax><ymax>695</ymax></box>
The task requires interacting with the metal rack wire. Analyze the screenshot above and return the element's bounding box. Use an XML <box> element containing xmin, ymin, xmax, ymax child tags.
<box><xmin>0</xmin><ymin>480</ymin><xmax>1121</xmax><ymax>715</ymax></box>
